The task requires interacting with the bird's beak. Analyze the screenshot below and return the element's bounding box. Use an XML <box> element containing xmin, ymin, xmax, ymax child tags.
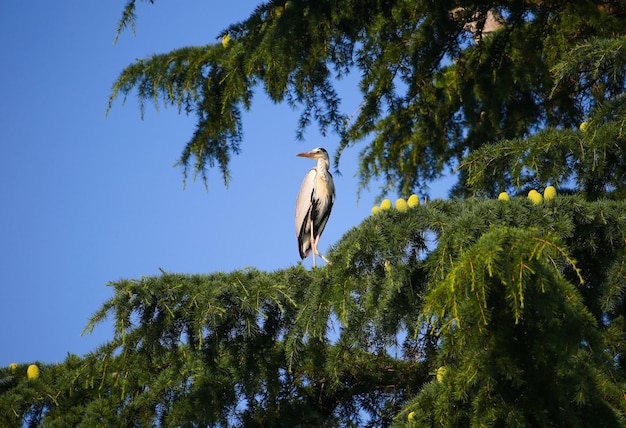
<box><xmin>296</xmin><ymin>151</ymin><xmax>315</xmax><ymax>158</ymax></box>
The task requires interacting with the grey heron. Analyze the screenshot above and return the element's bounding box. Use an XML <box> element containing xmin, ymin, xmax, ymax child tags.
<box><xmin>295</xmin><ymin>147</ymin><xmax>335</xmax><ymax>267</ymax></box>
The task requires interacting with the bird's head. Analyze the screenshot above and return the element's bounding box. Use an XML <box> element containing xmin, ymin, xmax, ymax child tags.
<box><xmin>296</xmin><ymin>147</ymin><xmax>329</xmax><ymax>161</ymax></box>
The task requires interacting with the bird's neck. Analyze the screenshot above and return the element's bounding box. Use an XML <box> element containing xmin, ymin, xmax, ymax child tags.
<box><xmin>317</xmin><ymin>158</ymin><xmax>330</xmax><ymax>173</ymax></box>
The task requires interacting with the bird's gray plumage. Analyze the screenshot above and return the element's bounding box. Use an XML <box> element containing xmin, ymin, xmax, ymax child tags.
<box><xmin>295</xmin><ymin>147</ymin><xmax>335</xmax><ymax>266</ymax></box>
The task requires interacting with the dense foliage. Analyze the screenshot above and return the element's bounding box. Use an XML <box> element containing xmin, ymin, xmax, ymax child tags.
<box><xmin>108</xmin><ymin>0</ymin><xmax>626</xmax><ymax>198</ymax></box>
<box><xmin>3</xmin><ymin>196</ymin><xmax>626</xmax><ymax>426</ymax></box>
<box><xmin>3</xmin><ymin>0</ymin><xmax>626</xmax><ymax>426</ymax></box>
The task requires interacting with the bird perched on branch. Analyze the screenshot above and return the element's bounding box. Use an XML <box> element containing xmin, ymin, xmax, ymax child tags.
<box><xmin>295</xmin><ymin>147</ymin><xmax>335</xmax><ymax>267</ymax></box>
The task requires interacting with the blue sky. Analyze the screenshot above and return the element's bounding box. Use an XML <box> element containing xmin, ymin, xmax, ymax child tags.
<box><xmin>0</xmin><ymin>1</ymin><xmax>453</xmax><ymax>366</ymax></box>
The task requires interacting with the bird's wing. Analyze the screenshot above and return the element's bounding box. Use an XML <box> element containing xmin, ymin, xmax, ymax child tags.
<box><xmin>296</xmin><ymin>168</ymin><xmax>316</xmax><ymax>259</ymax></box>
<box><xmin>310</xmin><ymin>171</ymin><xmax>334</xmax><ymax>239</ymax></box>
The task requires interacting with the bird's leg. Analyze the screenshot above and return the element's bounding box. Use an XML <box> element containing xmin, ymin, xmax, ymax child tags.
<box><xmin>315</xmin><ymin>245</ymin><xmax>331</xmax><ymax>265</ymax></box>
<box><xmin>319</xmin><ymin>252</ymin><xmax>331</xmax><ymax>265</ymax></box>
<box><xmin>311</xmin><ymin>237</ymin><xmax>331</xmax><ymax>266</ymax></box>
